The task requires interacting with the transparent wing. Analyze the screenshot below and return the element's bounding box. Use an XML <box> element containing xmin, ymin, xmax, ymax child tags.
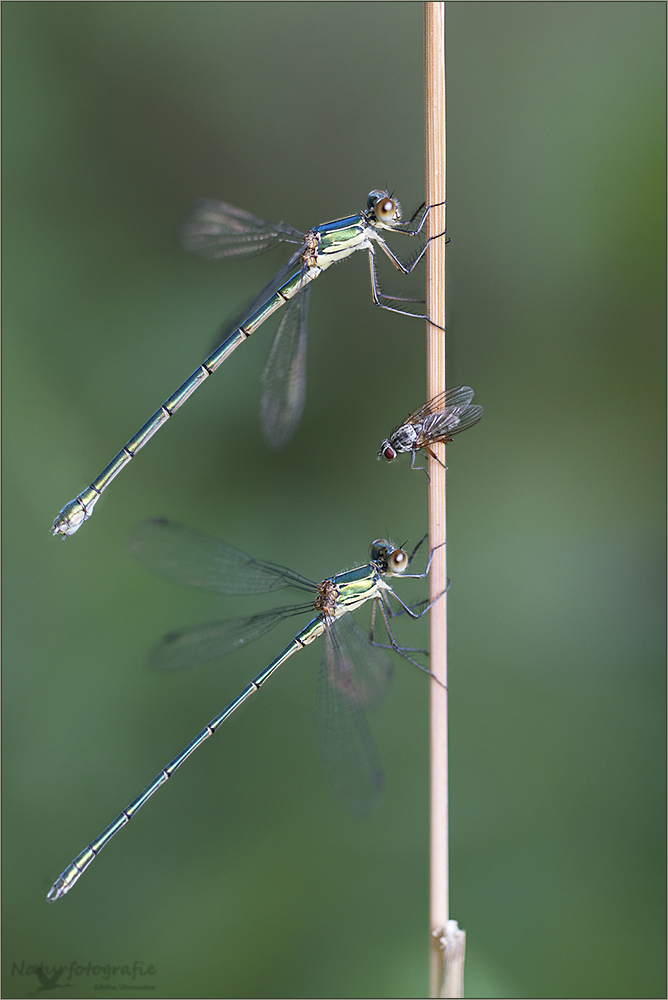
<box><xmin>148</xmin><ymin>606</ymin><xmax>310</xmax><ymax>671</ymax></box>
<box><xmin>315</xmin><ymin>613</ymin><xmax>392</xmax><ymax>817</ymax></box>
<box><xmin>260</xmin><ymin>281</ymin><xmax>311</xmax><ymax>449</ymax></box>
<box><xmin>130</xmin><ymin>519</ymin><xmax>316</xmax><ymax>595</ymax></box>
<box><xmin>406</xmin><ymin>385</ymin><xmax>475</xmax><ymax>425</ymax></box>
<box><xmin>180</xmin><ymin>199</ymin><xmax>303</xmax><ymax>260</ymax></box>
<box><xmin>324</xmin><ymin>612</ymin><xmax>393</xmax><ymax>711</ymax></box>
<box><xmin>206</xmin><ymin>250</ymin><xmax>304</xmax><ymax>356</ymax></box>
<box><xmin>421</xmin><ymin>403</ymin><xmax>484</xmax><ymax>441</ymax></box>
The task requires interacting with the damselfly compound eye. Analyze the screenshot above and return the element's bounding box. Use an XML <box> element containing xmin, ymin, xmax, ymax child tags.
<box><xmin>367</xmin><ymin>189</ymin><xmax>386</xmax><ymax>210</ymax></box>
<box><xmin>369</xmin><ymin>538</ymin><xmax>391</xmax><ymax>566</ymax></box>
<box><xmin>52</xmin><ymin>188</ymin><xmax>429</xmax><ymax>537</ymax></box>
<box><xmin>47</xmin><ymin>519</ymin><xmax>428</xmax><ymax>901</ymax></box>
<box><xmin>374</xmin><ymin>197</ymin><xmax>398</xmax><ymax>223</ymax></box>
<box><xmin>388</xmin><ymin>548</ymin><xmax>408</xmax><ymax>573</ymax></box>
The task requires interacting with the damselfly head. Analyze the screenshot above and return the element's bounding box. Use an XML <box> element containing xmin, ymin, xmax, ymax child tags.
<box><xmin>377</xmin><ymin>439</ymin><xmax>397</xmax><ymax>462</ymax></box>
<box><xmin>367</xmin><ymin>190</ymin><xmax>402</xmax><ymax>225</ymax></box>
<box><xmin>370</xmin><ymin>539</ymin><xmax>409</xmax><ymax>575</ymax></box>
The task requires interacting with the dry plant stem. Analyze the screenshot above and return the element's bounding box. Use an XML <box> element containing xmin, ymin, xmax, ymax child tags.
<box><xmin>424</xmin><ymin>4</ymin><xmax>465</xmax><ymax>997</ymax></box>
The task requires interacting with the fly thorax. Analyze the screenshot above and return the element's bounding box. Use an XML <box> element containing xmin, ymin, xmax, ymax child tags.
<box><xmin>314</xmin><ymin>577</ymin><xmax>339</xmax><ymax>620</ymax></box>
<box><xmin>391</xmin><ymin>424</ymin><xmax>420</xmax><ymax>453</ymax></box>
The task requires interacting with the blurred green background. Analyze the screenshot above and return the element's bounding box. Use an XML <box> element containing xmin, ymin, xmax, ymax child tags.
<box><xmin>3</xmin><ymin>3</ymin><xmax>665</xmax><ymax>998</ymax></box>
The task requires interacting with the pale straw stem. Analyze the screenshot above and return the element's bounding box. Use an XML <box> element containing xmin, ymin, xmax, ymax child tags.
<box><xmin>424</xmin><ymin>4</ymin><xmax>466</xmax><ymax>996</ymax></box>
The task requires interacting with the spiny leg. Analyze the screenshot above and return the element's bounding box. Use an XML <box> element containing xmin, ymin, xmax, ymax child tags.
<box><xmin>409</xmin><ymin>449</ymin><xmax>429</xmax><ymax>476</ymax></box>
<box><xmin>369</xmin><ymin>598</ymin><xmax>429</xmax><ymax>663</ymax></box>
<box><xmin>367</xmin><ymin>246</ymin><xmax>447</xmax><ymax>329</ymax></box>
<box><xmin>399</xmin><ymin>537</ymin><xmax>447</xmax><ymax>580</ymax></box>
<box><xmin>409</xmin><ymin>445</ymin><xmax>447</xmax><ymax>477</ymax></box>
<box><xmin>369</xmin><ymin>597</ymin><xmax>445</xmax><ymax>687</ymax></box>
<box><xmin>375</xmin><ymin>229</ymin><xmax>448</xmax><ymax>274</ymax></box>
<box><xmin>382</xmin><ymin>579</ymin><xmax>452</xmax><ymax>622</ymax></box>
<box><xmin>392</xmin><ymin>199</ymin><xmax>447</xmax><ymax>236</ymax></box>
<box><xmin>423</xmin><ymin>444</ymin><xmax>447</xmax><ymax>469</ymax></box>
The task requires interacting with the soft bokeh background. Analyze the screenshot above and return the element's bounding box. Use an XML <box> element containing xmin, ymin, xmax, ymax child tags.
<box><xmin>3</xmin><ymin>3</ymin><xmax>665</xmax><ymax>998</ymax></box>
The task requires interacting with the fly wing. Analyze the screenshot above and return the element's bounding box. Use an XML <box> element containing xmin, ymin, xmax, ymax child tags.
<box><xmin>444</xmin><ymin>403</ymin><xmax>484</xmax><ymax>435</ymax></box>
<box><xmin>315</xmin><ymin>614</ymin><xmax>392</xmax><ymax>817</ymax></box>
<box><xmin>130</xmin><ymin>519</ymin><xmax>316</xmax><ymax>595</ymax></box>
<box><xmin>148</xmin><ymin>607</ymin><xmax>309</xmax><ymax>671</ymax></box>
<box><xmin>180</xmin><ymin>199</ymin><xmax>303</xmax><ymax>259</ymax></box>
<box><xmin>260</xmin><ymin>280</ymin><xmax>311</xmax><ymax>449</ymax></box>
<box><xmin>422</xmin><ymin>403</ymin><xmax>484</xmax><ymax>440</ymax></box>
<box><xmin>409</xmin><ymin>385</ymin><xmax>476</xmax><ymax>425</ymax></box>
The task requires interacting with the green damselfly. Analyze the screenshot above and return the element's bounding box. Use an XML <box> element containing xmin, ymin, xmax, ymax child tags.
<box><xmin>47</xmin><ymin>519</ymin><xmax>440</xmax><ymax>901</ymax></box>
<box><xmin>378</xmin><ymin>386</ymin><xmax>484</xmax><ymax>470</ymax></box>
<box><xmin>53</xmin><ymin>190</ymin><xmax>445</xmax><ymax>537</ymax></box>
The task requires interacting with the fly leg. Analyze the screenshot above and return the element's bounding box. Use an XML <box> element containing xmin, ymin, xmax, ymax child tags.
<box><xmin>407</xmin><ymin>444</ymin><xmax>448</xmax><ymax>479</ymax></box>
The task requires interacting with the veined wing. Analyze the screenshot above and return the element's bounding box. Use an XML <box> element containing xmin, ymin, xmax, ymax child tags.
<box><xmin>316</xmin><ymin>613</ymin><xmax>392</xmax><ymax>818</ymax></box>
<box><xmin>260</xmin><ymin>280</ymin><xmax>311</xmax><ymax>449</ymax></box>
<box><xmin>207</xmin><ymin>249</ymin><xmax>305</xmax><ymax>356</ymax></box>
<box><xmin>406</xmin><ymin>385</ymin><xmax>476</xmax><ymax>426</ymax></box>
<box><xmin>180</xmin><ymin>199</ymin><xmax>303</xmax><ymax>259</ymax></box>
<box><xmin>148</xmin><ymin>605</ymin><xmax>312</xmax><ymax>672</ymax></box>
<box><xmin>130</xmin><ymin>519</ymin><xmax>316</xmax><ymax>595</ymax></box>
<box><xmin>421</xmin><ymin>403</ymin><xmax>484</xmax><ymax>440</ymax></box>
<box><xmin>323</xmin><ymin>612</ymin><xmax>392</xmax><ymax>711</ymax></box>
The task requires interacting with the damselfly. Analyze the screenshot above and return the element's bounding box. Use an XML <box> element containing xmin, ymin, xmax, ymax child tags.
<box><xmin>47</xmin><ymin>519</ymin><xmax>439</xmax><ymax>901</ymax></box>
<box><xmin>52</xmin><ymin>190</ymin><xmax>445</xmax><ymax>537</ymax></box>
<box><xmin>378</xmin><ymin>386</ymin><xmax>484</xmax><ymax>469</ymax></box>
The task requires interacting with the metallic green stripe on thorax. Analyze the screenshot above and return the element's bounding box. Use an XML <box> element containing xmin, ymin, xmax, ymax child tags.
<box><xmin>315</xmin><ymin>215</ymin><xmax>369</xmax><ymax>265</ymax></box>
<box><xmin>330</xmin><ymin>563</ymin><xmax>382</xmax><ymax>617</ymax></box>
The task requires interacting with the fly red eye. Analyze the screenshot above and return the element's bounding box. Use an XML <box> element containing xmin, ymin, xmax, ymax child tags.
<box><xmin>384</xmin><ymin>446</ymin><xmax>397</xmax><ymax>461</ymax></box>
